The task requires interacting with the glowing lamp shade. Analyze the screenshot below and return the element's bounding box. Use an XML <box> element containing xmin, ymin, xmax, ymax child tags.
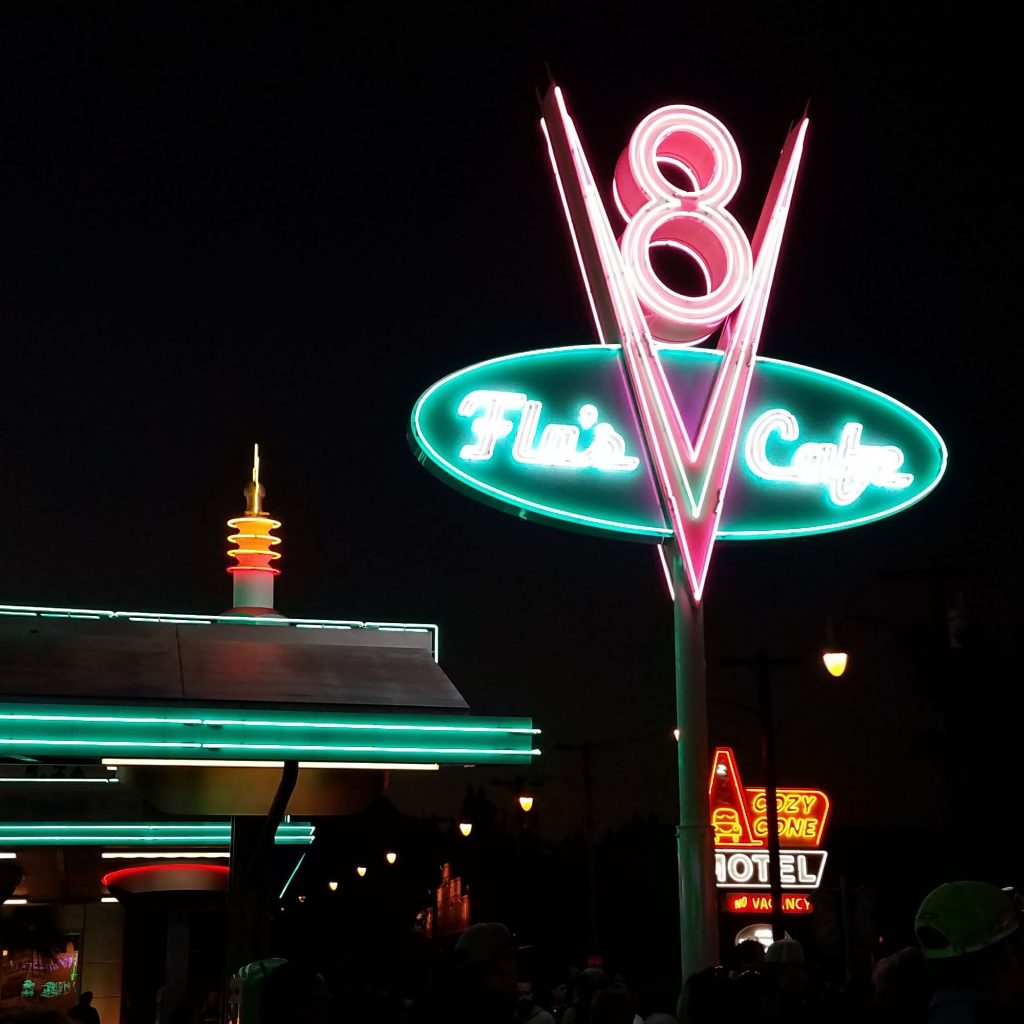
<box><xmin>328</xmin><ymin>881</ymin><xmax>338</xmax><ymax>892</ymax></box>
<box><xmin>356</xmin><ymin>866</ymin><xmax>367</xmax><ymax>878</ymax></box>
<box><xmin>518</xmin><ymin>795</ymin><xmax>535</xmax><ymax>813</ymax></box>
<box><xmin>822</xmin><ymin>650</ymin><xmax>848</xmax><ymax>678</ymax></box>
<box><xmin>386</xmin><ymin>851</ymin><xmax>397</xmax><ymax>865</ymax></box>
<box><xmin>101</xmin><ymin>863</ymin><xmax>230</xmax><ymax>897</ymax></box>
<box><xmin>459</xmin><ymin>822</ymin><xmax>473</xmax><ymax>837</ymax></box>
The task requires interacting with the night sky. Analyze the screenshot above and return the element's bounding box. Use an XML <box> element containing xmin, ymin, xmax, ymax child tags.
<box><xmin>1</xmin><ymin>7</ymin><xmax>1014</xmax><ymax>866</ymax></box>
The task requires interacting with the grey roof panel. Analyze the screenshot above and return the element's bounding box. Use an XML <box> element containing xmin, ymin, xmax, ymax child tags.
<box><xmin>0</xmin><ymin>617</ymin><xmax>468</xmax><ymax>710</ymax></box>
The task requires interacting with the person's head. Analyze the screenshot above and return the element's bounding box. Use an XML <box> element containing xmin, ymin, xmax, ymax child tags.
<box><xmin>578</xmin><ymin>965</ymin><xmax>607</xmax><ymax>994</ymax></box>
<box><xmin>872</xmin><ymin>946</ymin><xmax>927</xmax><ymax>1008</ymax></box>
<box><xmin>764</xmin><ymin>938</ymin><xmax>804</xmax><ymax>966</ymax></box>
<box><xmin>731</xmin><ymin>938</ymin><xmax>766</xmax><ymax>972</ymax></box>
<box><xmin>516</xmin><ymin>980</ymin><xmax>535</xmax><ymax>1004</ymax></box>
<box><xmin>262</xmin><ymin>961</ymin><xmax>332</xmax><ymax>1023</ymax></box>
<box><xmin>915</xmin><ymin>881</ymin><xmax>1024</xmax><ymax>1004</ymax></box>
<box><xmin>591</xmin><ymin>986</ymin><xmax>634</xmax><ymax>1024</ymax></box>
<box><xmin>679</xmin><ymin>966</ymin><xmax>737</xmax><ymax>1023</ymax></box>
<box><xmin>550</xmin><ymin>981</ymin><xmax>568</xmax><ymax>1006</ymax></box>
<box><xmin>79</xmin><ymin>991</ymin><xmax>94</xmax><ymax>1005</ymax></box>
<box><xmin>454</xmin><ymin>922</ymin><xmax>518</xmax><ymax>997</ymax></box>
<box><xmin>763</xmin><ymin>938</ymin><xmax>808</xmax><ymax>996</ymax></box>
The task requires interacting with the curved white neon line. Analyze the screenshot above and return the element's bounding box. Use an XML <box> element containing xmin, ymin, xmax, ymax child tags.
<box><xmin>542</xmin><ymin>118</ymin><xmax>608</xmax><ymax>345</ymax></box>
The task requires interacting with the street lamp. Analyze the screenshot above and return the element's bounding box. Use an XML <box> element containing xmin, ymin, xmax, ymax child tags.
<box><xmin>492</xmin><ymin>775</ymin><xmax>542</xmax><ymax>813</ymax></box>
<box><xmin>820</xmin><ymin>597</ymin><xmax>964</xmax><ymax>679</ymax></box>
<box><xmin>821</xmin><ymin>616</ymin><xmax>848</xmax><ymax>678</ymax></box>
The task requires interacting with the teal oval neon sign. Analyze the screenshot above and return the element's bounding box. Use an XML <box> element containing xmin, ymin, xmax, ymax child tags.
<box><xmin>411</xmin><ymin>344</ymin><xmax>947</xmax><ymax>542</ymax></box>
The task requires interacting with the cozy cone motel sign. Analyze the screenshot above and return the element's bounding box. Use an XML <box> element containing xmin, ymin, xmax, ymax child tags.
<box><xmin>710</xmin><ymin>747</ymin><xmax>830</xmax><ymax>915</ymax></box>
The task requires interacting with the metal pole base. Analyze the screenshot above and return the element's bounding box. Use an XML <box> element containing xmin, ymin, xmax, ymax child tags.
<box><xmin>671</xmin><ymin>546</ymin><xmax>719</xmax><ymax>981</ymax></box>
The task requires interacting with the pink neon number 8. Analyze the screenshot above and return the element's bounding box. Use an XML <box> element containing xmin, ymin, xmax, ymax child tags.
<box><xmin>614</xmin><ymin>106</ymin><xmax>753</xmax><ymax>344</ymax></box>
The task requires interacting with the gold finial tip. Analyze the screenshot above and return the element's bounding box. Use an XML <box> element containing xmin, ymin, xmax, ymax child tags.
<box><xmin>243</xmin><ymin>443</ymin><xmax>266</xmax><ymax>515</ymax></box>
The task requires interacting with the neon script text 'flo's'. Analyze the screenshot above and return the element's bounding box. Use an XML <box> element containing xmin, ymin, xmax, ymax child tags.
<box><xmin>458</xmin><ymin>390</ymin><xmax>640</xmax><ymax>472</ymax></box>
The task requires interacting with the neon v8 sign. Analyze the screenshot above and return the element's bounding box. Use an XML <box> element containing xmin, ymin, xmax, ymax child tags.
<box><xmin>410</xmin><ymin>91</ymin><xmax>946</xmax><ymax>602</ymax></box>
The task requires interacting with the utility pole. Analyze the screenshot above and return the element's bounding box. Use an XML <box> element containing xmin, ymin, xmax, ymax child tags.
<box><xmin>721</xmin><ymin>652</ymin><xmax>800</xmax><ymax>941</ymax></box>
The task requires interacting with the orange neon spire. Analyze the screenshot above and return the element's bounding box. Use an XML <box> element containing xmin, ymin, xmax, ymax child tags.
<box><xmin>227</xmin><ymin>444</ymin><xmax>282</xmax><ymax>578</ymax></box>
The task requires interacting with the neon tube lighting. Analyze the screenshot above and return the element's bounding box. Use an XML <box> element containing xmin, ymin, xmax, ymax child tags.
<box><xmin>416</xmin><ymin>344</ymin><xmax>947</xmax><ymax>542</ymax></box>
<box><xmin>102</xmin><ymin>758</ymin><xmax>441</xmax><ymax>770</ymax></box>
<box><xmin>544</xmin><ymin>90</ymin><xmax>810</xmax><ymax>601</ymax></box>
<box><xmin>0</xmin><ymin>606</ymin><xmax>440</xmax><ymax>658</ymax></box>
<box><xmin>0</xmin><ymin>740</ymin><xmax>537</xmax><ymax>761</ymax></box>
<box><xmin>0</xmin><ymin>822</ymin><xmax>313</xmax><ymax>847</ymax></box>
<box><xmin>279</xmin><ymin>852</ymin><xmax>306</xmax><ymax>900</ymax></box>
<box><xmin>101</xmin><ymin>852</ymin><xmax>231</xmax><ymax>860</ymax></box>
<box><xmin>0</xmin><ymin>824</ymin><xmax>312</xmax><ymax>832</ymax></box>
<box><xmin>0</xmin><ymin>702</ymin><xmax>538</xmax><ymax>766</ymax></box>
<box><xmin>412</xmin><ymin>346</ymin><xmax>667</xmax><ymax>537</ymax></box>
<box><xmin>0</xmin><ymin>777</ymin><xmax>118</xmax><ymax>783</ymax></box>
<box><xmin>0</xmin><ymin>711</ymin><xmax>536</xmax><ymax>735</ymax></box>
<box><xmin>655</xmin><ymin>545</ymin><xmax>675</xmax><ymax>601</ymax></box>
<box><xmin>102</xmin><ymin>864</ymin><xmax>230</xmax><ymax>888</ymax></box>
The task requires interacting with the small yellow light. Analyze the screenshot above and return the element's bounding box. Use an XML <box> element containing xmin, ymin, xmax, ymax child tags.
<box><xmin>822</xmin><ymin>651</ymin><xmax>848</xmax><ymax>678</ymax></box>
<box><xmin>459</xmin><ymin>821</ymin><xmax>473</xmax><ymax>837</ymax></box>
<box><xmin>328</xmin><ymin>881</ymin><xmax>338</xmax><ymax>891</ymax></box>
<box><xmin>386</xmin><ymin>851</ymin><xmax>398</xmax><ymax>865</ymax></box>
<box><xmin>356</xmin><ymin>866</ymin><xmax>367</xmax><ymax>877</ymax></box>
<box><xmin>673</xmin><ymin>728</ymin><xmax>680</xmax><ymax>741</ymax></box>
<box><xmin>518</xmin><ymin>795</ymin><xmax>535</xmax><ymax>813</ymax></box>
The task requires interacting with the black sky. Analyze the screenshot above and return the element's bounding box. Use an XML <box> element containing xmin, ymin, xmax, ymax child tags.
<box><xmin>1</xmin><ymin>6</ymin><xmax>1015</xmax><ymax>850</ymax></box>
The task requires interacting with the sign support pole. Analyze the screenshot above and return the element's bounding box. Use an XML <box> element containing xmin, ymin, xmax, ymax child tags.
<box><xmin>670</xmin><ymin>544</ymin><xmax>718</xmax><ymax>980</ymax></box>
